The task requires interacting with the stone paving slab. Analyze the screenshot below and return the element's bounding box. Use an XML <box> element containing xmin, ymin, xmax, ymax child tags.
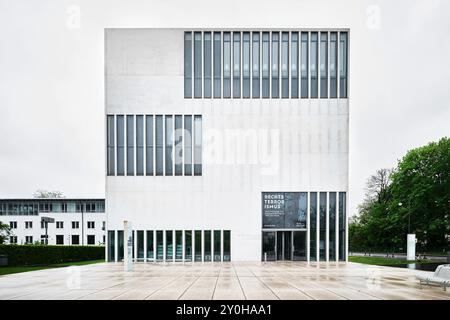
<box><xmin>0</xmin><ymin>261</ymin><xmax>449</xmax><ymax>300</ymax></box>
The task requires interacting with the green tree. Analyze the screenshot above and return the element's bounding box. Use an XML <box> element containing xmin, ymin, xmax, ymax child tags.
<box><xmin>0</xmin><ymin>222</ymin><xmax>11</xmax><ymax>244</ymax></box>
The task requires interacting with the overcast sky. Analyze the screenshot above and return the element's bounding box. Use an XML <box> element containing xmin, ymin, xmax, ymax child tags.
<box><xmin>0</xmin><ymin>0</ymin><xmax>449</xmax><ymax>217</ymax></box>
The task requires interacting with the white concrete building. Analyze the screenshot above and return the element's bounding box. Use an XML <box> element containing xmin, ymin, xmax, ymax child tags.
<box><xmin>0</xmin><ymin>199</ymin><xmax>105</xmax><ymax>246</ymax></box>
<box><xmin>105</xmin><ymin>29</ymin><xmax>349</xmax><ymax>262</ymax></box>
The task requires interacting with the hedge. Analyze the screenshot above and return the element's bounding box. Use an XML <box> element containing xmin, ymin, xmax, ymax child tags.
<box><xmin>0</xmin><ymin>244</ymin><xmax>105</xmax><ymax>266</ymax></box>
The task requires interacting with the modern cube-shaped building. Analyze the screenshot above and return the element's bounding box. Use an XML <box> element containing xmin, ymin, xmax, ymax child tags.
<box><xmin>105</xmin><ymin>29</ymin><xmax>349</xmax><ymax>262</ymax></box>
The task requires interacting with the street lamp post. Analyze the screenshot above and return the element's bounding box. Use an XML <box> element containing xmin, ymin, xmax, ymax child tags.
<box><xmin>399</xmin><ymin>201</ymin><xmax>415</xmax><ymax>261</ymax></box>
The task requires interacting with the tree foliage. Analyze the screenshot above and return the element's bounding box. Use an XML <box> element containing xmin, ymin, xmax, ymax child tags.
<box><xmin>0</xmin><ymin>222</ymin><xmax>11</xmax><ymax>244</ymax></box>
<box><xmin>349</xmin><ymin>137</ymin><xmax>450</xmax><ymax>253</ymax></box>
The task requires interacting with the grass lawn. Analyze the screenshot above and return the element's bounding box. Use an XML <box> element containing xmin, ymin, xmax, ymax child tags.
<box><xmin>0</xmin><ymin>259</ymin><xmax>104</xmax><ymax>276</ymax></box>
<box><xmin>348</xmin><ymin>256</ymin><xmax>446</xmax><ymax>266</ymax></box>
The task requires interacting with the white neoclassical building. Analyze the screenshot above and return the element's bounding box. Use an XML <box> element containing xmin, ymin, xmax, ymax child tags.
<box><xmin>105</xmin><ymin>28</ymin><xmax>349</xmax><ymax>262</ymax></box>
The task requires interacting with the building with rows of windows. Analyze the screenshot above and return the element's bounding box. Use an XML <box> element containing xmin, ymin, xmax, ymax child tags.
<box><xmin>0</xmin><ymin>199</ymin><xmax>105</xmax><ymax>245</ymax></box>
<box><xmin>105</xmin><ymin>28</ymin><xmax>349</xmax><ymax>262</ymax></box>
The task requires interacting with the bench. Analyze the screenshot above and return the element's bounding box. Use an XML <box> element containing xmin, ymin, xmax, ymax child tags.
<box><xmin>417</xmin><ymin>264</ymin><xmax>450</xmax><ymax>291</ymax></box>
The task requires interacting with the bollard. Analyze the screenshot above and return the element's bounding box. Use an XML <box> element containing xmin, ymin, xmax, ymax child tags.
<box><xmin>264</xmin><ymin>252</ymin><xmax>267</xmax><ymax>263</ymax></box>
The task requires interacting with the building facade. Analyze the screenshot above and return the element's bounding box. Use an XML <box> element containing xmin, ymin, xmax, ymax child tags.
<box><xmin>105</xmin><ymin>28</ymin><xmax>349</xmax><ymax>262</ymax></box>
<box><xmin>0</xmin><ymin>199</ymin><xmax>105</xmax><ymax>245</ymax></box>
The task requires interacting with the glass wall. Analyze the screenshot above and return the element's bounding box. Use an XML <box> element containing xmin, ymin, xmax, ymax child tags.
<box><xmin>329</xmin><ymin>192</ymin><xmax>336</xmax><ymax>261</ymax></box>
<box><xmin>118</xmin><ymin>230</ymin><xmax>124</xmax><ymax>261</ymax></box>
<box><xmin>136</xmin><ymin>115</ymin><xmax>144</xmax><ymax>175</ymax></box>
<box><xmin>194</xmin><ymin>32</ymin><xmax>202</xmax><ymax>98</ymax></box>
<box><xmin>137</xmin><ymin>230</ymin><xmax>144</xmax><ymax>260</ymax></box>
<box><xmin>339</xmin><ymin>32</ymin><xmax>348</xmax><ymax>98</ymax></box>
<box><xmin>233</xmin><ymin>32</ymin><xmax>241</xmax><ymax>98</ymax></box>
<box><xmin>174</xmin><ymin>115</ymin><xmax>183</xmax><ymax>176</ymax></box>
<box><xmin>183</xmin><ymin>30</ymin><xmax>348</xmax><ymax>100</ymax></box>
<box><xmin>291</xmin><ymin>32</ymin><xmax>299</xmax><ymax>98</ymax></box>
<box><xmin>319</xmin><ymin>192</ymin><xmax>327</xmax><ymax>261</ymax></box>
<box><xmin>252</xmin><ymin>32</ymin><xmax>260</xmax><ymax>98</ymax></box>
<box><xmin>194</xmin><ymin>230</ymin><xmax>202</xmax><ymax>262</ymax></box>
<box><xmin>214</xmin><ymin>230</ymin><xmax>221</xmax><ymax>261</ymax></box>
<box><xmin>213</xmin><ymin>32</ymin><xmax>221</xmax><ymax>98</ymax></box>
<box><xmin>184</xmin><ymin>115</ymin><xmax>192</xmax><ymax>175</ymax></box>
<box><xmin>203</xmin><ymin>32</ymin><xmax>212</xmax><ymax>98</ymax></box>
<box><xmin>242</xmin><ymin>32</ymin><xmax>250</xmax><ymax>98</ymax></box>
<box><xmin>204</xmin><ymin>230</ymin><xmax>211</xmax><ymax>262</ymax></box>
<box><xmin>320</xmin><ymin>32</ymin><xmax>328</xmax><ymax>98</ymax></box>
<box><xmin>108</xmin><ymin>230</ymin><xmax>115</xmax><ymax>261</ymax></box>
<box><xmin>271</xmin><ymin>32</ymin><xmax>279</xmax><ymax>98</ymax></box>
<box><xmin>309</xmin><ymin>192</ymin><xmax>317</xmax><ymax>261</ymax></box>
<box><xmin>165</xmin><ymin>115</ymin><xmax>173</xmax><ymax>175</ymax></box>
<box><xmin>281</xmin><ymin>32</ymin><xmax>289</xmax><ymax>98</ymax></box>
<box><xmin>293</xmin><ymin>231</ymin><xmax>306</xmax><ymax>261</ymax></box>
<box><xmin>339</xmin><ymin>192</ymin><xmax>346</xmax><ymax>261</ymax></box>
<box><xmin>310</xmin><ymin>32</ymin><xmax>318</xmax><ymax>98</ymax></box>
<box><xmin>116</xmin><ymin>115</ymin><xmax>125</xmax><ymax>175</ymax></box>
<box><xmin>126</xmin><ymin>115</ymin><xmax>134</xmax><ymax>175</ymax></box>
<box><xmin>300</xmin><ymin>32</ymin><xmax>308</xmax><ymax>98</ymax></box>
<box><xmin>166</xmin><ymin>230</ymin><xmax>173</xmax><ymax>261</ymax></box>
<box><xmin>223</xmin><ymin>32</ymin><xmax>231</xmax><ymax>98</ymax></box>
<box><xmin>184</xmin><ymin>32</ymin><xmax>192</xmax><ymax>98</ymax></box>
<box><xmin>330</xmin><ymin>32</ymin><xmax>338</xmax><ymax>98</ymax></box>
<box><xmin>175</xmin><ymin>230</ymin><xmax>182</xmax><ymax>260</ymax></box>
<box><xmin>262</xmin><ymin>32</ymin><xmax>270</xmax><ymax>98</ymax></box>
<box><xmin>262</xmin><ymin>231</ymin><xmax>276</xmax><ymax>261</ymax></box>
<box><xmin>146</xmin><ymin>230</ymin><xmax>154</xmax><ymax>260</ymax></box>
<box><xmin>155</xmin><ymin>115</ymin><xmax>163</xmax><ymax>175</ymax></box>
<box><xmin>156</xmin><ymin>230</ymin><xmax>163</xmax><ymax>260</ymax></box>
<box><xmin>185</xmin><ymin>231</ymin><xmax>192</xmax><ymax>261</ymax></box>
<box><xmin>223</xmin><ymin>230</ymin><xmax>231</xmax><ymax>261</ymax></box>
<box><xmin>107</xmin><ymin>115</ymin><xmax>115</xmax><ymax>176</ymax></box>
<box><xmin>194</xmin><ymin>115</ymin><xmax>202</xmax><ymax>175</ymax></box>
<box><xmin>146</xmin><ymin>115</ymin><xmax>154</xmax><ymax>175</ymax></box>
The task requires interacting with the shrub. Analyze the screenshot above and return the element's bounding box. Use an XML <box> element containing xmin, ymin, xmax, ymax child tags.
<box><xmin>0</xmin><ymin>244</ymin><xmax>105</xmax><ymax>266</ymax></box>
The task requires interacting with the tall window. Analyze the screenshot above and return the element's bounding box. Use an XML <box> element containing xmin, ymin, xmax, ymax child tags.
<box><xmin>213</xmin><ymin>32</ymin><xmax>221</xmax><ymax>98</ymax></box>
<box><xmin>155</xmin><ymin>115</ymin><xmax>163</xmax><ymax>176</ymax></box>
<box><xmin>242</xmin><ymin>32</ymin><xmax>250</xmax><ymax>98</ymax></box>
<box><xmin>271</xmin><ymin>32</ymin><xmax>279</xmax><ymax>98</ymax></box>
<box><xmin>223</xmin><ymin>230</ymin><xmax>231</xmax><ymax>261</ymax></box>
<box><xmin>175</xmin><ymin>230</ymin><xmax>183</xmax><ymax>260</ymax></box>
<box><xmin>223</xmin><ymin>32</ymin><xmax>231</xmax><ymax>98</ymax></box>
<box><xmin>204</xmin><ymin>230</ymin><xmax>211</xmax><ymax>262</ymax></box>
<box><xmin>107</xmin><ymin>115</ymin><xmax>115</xmax><ymax>176</ymax></box>
<box><xmin>184</xmin><ymin>32</ymin><xmax>192</xmax><ymax>98</ymax></box>
<box><xmin>339</xmin><ymin>192</ymin><xmax>346</xmax><ymax>261</ymax></box>
<box><xmin>252</xmin><ymin>32</ymin><xmax>260</xmax><ymax>98</ymax></box>
<box><xmin>330</xmin><ymin>32</ymin><xmax>338</xmax><ymax>98</ymax></box>
<box><xmin>146</xmin><ymin>230</ymin><xmax>154</xmax><ymax>260</ymax></box>
<box><xmin>136</xmin><ymin>115</ymin><xmax>144</xmax><ymax>175</ymax></box>
<box><xmin>116</xmin><ymin>115</ymin><xmax>125</xmax><ymax>176</ymax></box>
<box><xmin>320</xmin><ymin>32</ymin><xmax>328</xmax><ymax>98</ymax></box>
<box><xmin>194</xmin><ymin>115</ymin><xmax>202</xmax><ymax>176</ymax></box>
<box><xmin>319</xmin><ymin>192</ymin><xmax>327</xmax><ymax>261</ymax></box>
<box><xmin>184</xmin><ymin>115</ymin><xmax>192</xmax><ymax>175</ymax></box>
<box><xmin>204</xmin><ymin>32</ymin><xmax>212</xmax><ymax>98</ymax></box>
<box><xmin>194</xmin><ymin>32</ymin><xmax>202</xmax><ymax>98</ymax></box>
<box><xmin>233</xmin><ymin>32</ymin><xmax>241</xmax><ymax>98</ymax></box>
<box><xmin>165</xmin><ymin>115</ymin><xmax>173</xmax><ymax>175</ymax></box>
<box><xmin>300</xmin><ymin>32</ymin><xmax>308</xmax><ymax>98</ymax></box>
<box><xmin>194</xmin><ymin>230</ymin><xmax>202</xmax><ymax>262</ymax></box>
<box><xmin>174</xmin><ymin>115</ymin><xmax>183</xmax><ymax>175</ymax></box>
<box><xmin>126</xmin><ymin>115</ymin><xmax>134</xmax><ymax>175</ymax></box>
<box><xmin>329</xmin><ymin>192</ymin><xmax>336</xmax><ymax>261</ymax></box>
<box><xmin>166</xmin><ymin>230</ymin><xmax>173</xmax><ymax>261</ymax></box>
<box><xmin>146</xmin><ymin>115</ymin><xmax>154</xmax><ymax>175</ymax></box>
<box><xmin>291</xmin><ymin>32</ymin><xmax>299</xmax><ymax>98</ymax></box>
<box><xmin>281</xmin><ymin>32</ymin><xmax>289</xmax><ymax>98</ymax></box>
<box><xmin>339</xmin><ymin>32</ymin><xmax>348</xmax><ymax>98</ymax></box>
<box><xmin>309</xmin><ymin>192</ymin><xmax>317</xmax><ymax>261</ymax></box>
<box><xmin>185</xmin><ymin>231</ymin><xmax>192</xmax><ymax>261</ymax></box>
<box><xmin>310</xmin><ymin>32</ymin><xmax>318</xmax><ymax>98</ymax></box>
<box><xmin>214</xmin><ymin>230</ymin><xmax>221</xmax><ymax>261</ymax></box>
<box><xmin>262</xmin><ymin>32</ymin><xmax>270</xmax><ymax>98</ymax></box>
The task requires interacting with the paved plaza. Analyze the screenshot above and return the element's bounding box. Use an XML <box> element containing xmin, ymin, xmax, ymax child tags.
<box><xmin>1</xmin><ymin>262</ymin><xmax>449</xmax><ymax>300</ymax></box>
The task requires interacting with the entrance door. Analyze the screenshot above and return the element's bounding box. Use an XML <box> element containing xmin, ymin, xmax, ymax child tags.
<box><xmin>276</xmin><ymin>231</ymin><xmax>292</xmax><ymax>260</ymax></box>
<box><xmin>262</xmin><ymin>231</ymin><xmax>306</xmax><ymax>261</ymax></box>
